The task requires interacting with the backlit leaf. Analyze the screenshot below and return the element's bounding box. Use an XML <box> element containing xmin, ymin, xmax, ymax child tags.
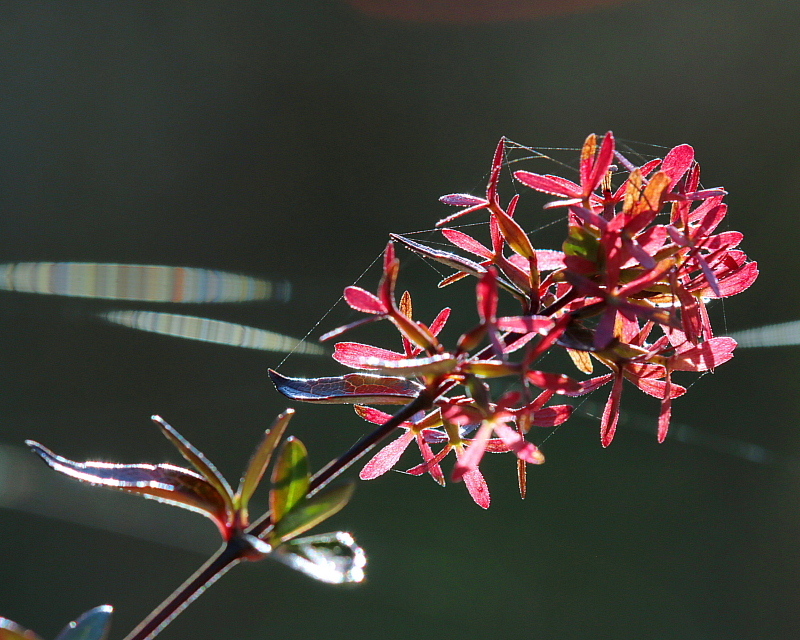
<box><xmin>269</xmin><ymin>370</ymin><xmax>423</xmax><ymax>404</ymax></box>
<box><xmin>270</xmin><ymin>481</ymin><xmax>355</xmax><ymax>544</ymax></box>
<box><xmin>151</xmin><ymin>416</ymin><xmax>235</xmax><ymax>514</ymax></box>
<box><xmin>332</xmin><ymin>342</ymin><xmax>406</xmax><ymax>369</ymax></box>
<box><xmin>270</xmin><ymin>436</ymin><xmax>310</xmax><ymax>524</ymax></box>
<box><xmin>26</xmin><ymin>441</ymin><xmax>231</xmax><ymax>535</ymax></box>
<box><xmin>353</xmin><ymin>353</ymin><xmax>458</xmax><ymax>378</ymax></box>
<box><xmin>343</xmin><ymin>286</ymin><xmax>387</xmax><ymax>315</ymax></box>
<box><xmin>271</xmin><ymin>531</ymin><xmax>366</xmax><ymax>584</ymax></box>
<box><xmin>236</xmin><ymin>409</ymin><xmax>294</xmax><ymax>519</ymax></box>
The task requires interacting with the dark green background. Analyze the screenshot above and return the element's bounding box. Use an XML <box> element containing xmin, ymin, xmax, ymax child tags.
<box><xmin>1</xmin><ymin>1</ymin><xmax>798</xmax><ymax>638</ymax></box>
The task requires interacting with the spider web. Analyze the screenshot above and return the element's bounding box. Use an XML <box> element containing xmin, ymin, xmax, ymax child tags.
<box><xmin>274</xmin><ymin>137</ymin><xmax>783</xmax><ymax>471</ymax></box>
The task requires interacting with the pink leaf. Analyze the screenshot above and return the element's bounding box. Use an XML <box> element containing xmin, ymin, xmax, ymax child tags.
<box><xmin>586</xmin><ymin>131</ymin><xmax>615</xmax><ymax>194</ymax></box>
<box><xmin>531</xmin><ymin>404</ymin><xmax>574</xmax><ymax>426</ymax></box>
<box><xmin>333</xmin><ymin>342</ymin><xmax>406</xmax><ymax>369</ymax></box>
<box><xmin>514</xmin><ymin>171</ymin><xmax>582</xmax><ymax>198</ymax></box>
<box><xmin>359</xmin><ymin>431</ymin><xmax>415</xmax><ymax>480</ymax></box>
<box><xmin>670</xmin><ymin>337</ymin><xmax>737</xmax><ymax>371</ymax></box>
<box><xmin>452</xmin><ymin>422</ymin><xmax>493</xmax><ymax>481</ymax></box>
<box><xmin>526</xmin><ymin>370</ymin><xmax>582</xmax><ymax>394</ymax></box>
<box><xmin>463</xmin><ymin>467</ymin><xmax>490</xmax><ymax>509</ymax></box>
<box><xmin>601</xmin><ymin>372</ymin><xmax>624</xmax><ymax>447</ymax></box>
<box><xmin>343</xmin><ymin>286</ymin><xmax>387</xmax><ymax>315</ymax></box>
<box><xmin>660</xmin><ymin>144</ymin><xmax>695</xmax><ymax>187</ymax></box>
<box><xmin>428</xmin><ymin>307</ymin><xmax>451</xmax><ymax>338</ymax></box>
<box><xmin>439</xmin><ymin>193</ymin><xmax>487</xmax><ymax>207</ymax></box>
<box><xmin>441</xmin><ymin>228</ymin><xmax>493</xmax><ymax>259</ymax></box>
<box><xmin>493</xmin><ymin>424</ymin><xmax>545</xmax><ymax>464</ymax></box>
<box><xmin>496</xmin><ymin>315</ymin><xmax>554</xmax><ymax>334</ymax></box>
<box><xmin>563</xmin><ymin>374</ymin><xmax>614</xmax><ymax>396</ymax></box>
<box><xmin>627</xmin><ymin>375</ymin><xmax>686</xmax><ymax>399</ymax></box>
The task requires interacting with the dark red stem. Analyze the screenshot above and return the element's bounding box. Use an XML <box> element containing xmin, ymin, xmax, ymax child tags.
<box><xmin>122</xmin><ymin>539</ymin><xmax>245</xmax><ymax>640</ymax></box>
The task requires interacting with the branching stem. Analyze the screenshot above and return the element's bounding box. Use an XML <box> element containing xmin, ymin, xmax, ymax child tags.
<box><xmin>124</xmin><ymin>390</ymin><xmax>435</xmax><ymax>639</ymax></box>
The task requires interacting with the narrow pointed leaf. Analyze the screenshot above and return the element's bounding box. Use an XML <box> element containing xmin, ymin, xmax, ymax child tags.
<box><xmin>360</xmin><ymin>430</ymin><xmax>415</xmax><ymax>480</ymax></box>
<box><xmin>55</xmin><ymin>606</ymin><xmax>113</xmax><ymax>640</ymax></box>
<box><xmin>269</xmin><ymin>370</ymin><xmax>423</xmax><ymax>404</ymax></box>
<box><xmin>496</xmin><ymin>315</ymin><xmax>555</xmax><ymax>334</ymax></box>
<box><xmin>26</xmin><ymin>441</ymin><xmax>231</xmax><ymax>534</ymax></box>
<box><xmin>660</xmin><ymin>144</ymin><xmax>694</xmax><ymax>186</ymax></box>
<box><xmin>270</xmin><ymin>436</ymin><xmax>310</xmax><ymax>524</ymax></box>
<box><xmin>151</xmin><ymin>416</ymin><xmax>235</xmax><ymax>511</ymax></box>
<box><xmin>441</xmin><ymin>228</ymin><xmax>493</xmax><ymax>259</ymax></box>
<box><xmin>346</xmin><ymin>353</ymin><xmax>458</xmax><ymax>378</ymax></box>
<box><xmin>525</xmin><ymin>370</ymin><xmax>582</xmax><ymax>394</ymax></box>
<box><xmin>492</xmin><ymin>207</ymin><xmax>535</xmax><ymax>259</ymax></box>
<box><xmin>390</xmin><ymin>233</ymin><xmax>488</xmax><ymax>278</ymax></box>
<box><xmin>514</xmin><ymin>171</ymin><xmax>582</xmax><ymax>198</ymax></box>
<box><xmin>271</xmin><ymin>531</ymin><xmax>366</xmax><ymax>584</ymax></box>
<box><xmin>236</xmin><ymin>409</ymin><xmax>294</xmax><ymax>517</ymax></box>
<box><xmin>440</xmin><ymin>193</ymin><xmax>487</xmax><ymax>206</ymax></box>
<box><xmin>271</xmin><ymin>481</ymin><xmax>356</xmax><ymax>544</ymax></box>
<box><xmin>463</xmin><ymin>467</ymin><xmax>490</xmax><ymax>509</ymax></box>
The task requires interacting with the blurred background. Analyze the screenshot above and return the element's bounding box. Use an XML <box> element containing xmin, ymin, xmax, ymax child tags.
<box><xmin>1</xmin><ymin>1</ymin><xmax>798</xmax><ymax>638</ymax></box>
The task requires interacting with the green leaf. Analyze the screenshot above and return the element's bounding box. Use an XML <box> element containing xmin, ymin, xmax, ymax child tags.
<box><xmin>271</xmin><ymin>481</ymin><xmax>355</xmax><ymax>545</ymax></box>
<box><xmin>0</xmin><ymin>618</ymin><xmax>44</xmax><ymax>640</ymax></box>
<box><xmin>151</xmin><ymin>416</ymin><xmax>235</xmax><ymax>513</ymax></box>
<box><xmin>54</xmin><ymin>606</ymin><xmax>113</xmax><ymax>640</ymax></box>
<box><xmin>270</xmin><ymin>436</ymin><xmax>310</xmax><ymax>524</ymax></box>
<box><xmin>271</xmin><ymin>531</ymin><xmax>366</xmax><ymax>584</ymax></box>
<box><xmin>562</xmin><ymin>225</ymin><xmax>599</xmax><ymax>262</ymax></box>
<box><xmin>235</xmin><ymin>409</ymin><xmax>294</xmax><ymax>519</ymax></box>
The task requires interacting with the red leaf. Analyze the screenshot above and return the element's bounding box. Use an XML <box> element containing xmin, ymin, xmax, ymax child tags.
<box><xmin>586</xmin><ymin>131</ymin><xmax>615</xmax><ymax>195</ymax></box>
<box><xmin>526</xmin><ymin>370</ymin><xmax>582</xmax><ymax>394</ymax></box>
<box><xmin>703</xmin><ymin>261</ymin><xmax>759</xmax><ymax>298</ymax></box>
<box><xmin>439</xmin><ymin>193</ymin><xmax>487</xmax><ymax>206</ymax></box>
<box><xmin>626</xmin><ymin>375</ymin><xmax>686</xmax><ymax>399</ymax></box>
<box><xmin>359</xmin><ymin>431</ymin><xmax>415</xmax><ymax>480</ymax></box>
<box><xmin>441</xmin><ymin>228</ymin><xmax>493</xmax><ymax>259</ymax></box>
<box><xmin>513</xmin><ymin>171</ymin><xmax>582</xmax><ymax>198</ymax></box>
<box><xmin>363</xmin><ymin>353</ymin><xmax>459</xmax><ymax>377</ymax></box>
<box><xmin>493</xmin><ymin>423</ymin><xmax>545</xmax><ymax>464</ymax></box>
<box><xmin>476</xmin><ymin>269</ymin><xmax>498</xmax><ymax>324</ymax></box>
<box><xmin>531</xmin><ymin>404</ymin><xmax>574</xmax><ymax>426</ymax></box>
<box><xmin>463</xmin><ymin>467</ymin><xmax>490</xmax><ymax>509</ymax></box>
<box><xmin>670</xmin><ymin>337</ymin><xmax>737</xmax><ymax>371</ymax></box>
<box><xmin>428</xmin><ymin>307</ymin><xmax>451</xmax><ymax>338</ymax></box>
<box><xmin>534</xmin><ymin>249</ymin><xmax>566</xmax><ymax>271</ymax></box>
<box><xmin>601</xmin><ymin>372</ymin><xmax>624</xmax><ymax>447</ymax></box>
<box><xmin>496</xmin><ymin>315</ymin><xmax>555</xmax><ymax>334</ymax></box>
<box><xmin>333</xmin><ymin>342</ymin><xmax>406</xmax><ymax>369</ymax></box>
<box><xmin>343</xmin><ymin>286</ymin><xmax>387</xmax><ymax>315</ymax></box>
<box><xmin>660</xmin><ymin>144</ymin><xmax>695</xmax><ymax>187</ymax></box>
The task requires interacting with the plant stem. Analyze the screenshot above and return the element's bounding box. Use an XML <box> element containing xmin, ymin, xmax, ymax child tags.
<box><xmin>248</xmin><ymin>389</ymin><xmax>434</xmax><ymax>538</ymax></box>
<box><xmin>124</xmin><ymin>391</ymin><xmax>434</xmax><ymax>639</ymax></box>
<box><xmin>121</xmin><ymin>540</ymin><xmax>243</xmax><ymax>640</ymax></box>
